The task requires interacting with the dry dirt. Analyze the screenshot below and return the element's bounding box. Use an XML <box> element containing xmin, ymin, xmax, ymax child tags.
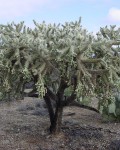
<box><xmin>0</xmin><ymin>97</ymin><xmax>120</xmax><ymax>150</ymax></box>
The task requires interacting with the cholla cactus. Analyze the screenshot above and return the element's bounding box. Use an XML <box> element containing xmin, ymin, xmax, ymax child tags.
<box><xmin>0</xmin><ymin>19</ymin><xmax>120</xmax><ymax>132</ymax></box>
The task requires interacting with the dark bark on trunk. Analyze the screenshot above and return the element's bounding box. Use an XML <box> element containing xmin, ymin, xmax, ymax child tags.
<box><xmin>50</xmin><ymin>92</ymin><xmax>64</xmax><ymax>134</ymax></box>
<box><xmin>45</xmin><ymin>86</ymin><xmax>56</xmax><ymax>101</ymax></box>
<box><xmin>43</xmin><ymin>94</ymin><xmax>55</xmax><ymax>125</ymax></box>
<box><xmin>50</xmin><ymin>105</ymin><xmax>63</xmax><ymax>134</ymax></box>
<box><xmin>43</xmin><ymin>91</ymin><xmax>64</xmax><ymax>134</ymax></box>
<box><xmin>49</xmin><ymin>78</ymin><xmax>67</xmax><ymax>134</ymax></box>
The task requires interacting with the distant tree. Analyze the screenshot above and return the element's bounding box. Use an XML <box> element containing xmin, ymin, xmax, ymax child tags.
<box><xmin>0</xmin><ymin>19</ymin><xmax>120</xmax><ymax>134</ymax></box>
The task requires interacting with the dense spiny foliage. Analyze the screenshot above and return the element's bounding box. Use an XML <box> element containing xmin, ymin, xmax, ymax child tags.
<box><xmin>0</xmin><ymin>18</ymin><xmax>120</xmax><ymax>119</ymax></box>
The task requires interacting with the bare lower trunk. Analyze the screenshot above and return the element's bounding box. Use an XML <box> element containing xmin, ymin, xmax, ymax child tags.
<box><xmin>44</xmin><ymin>94</ymin><xmax>54</xmax><ymax>126</ymax></box>
<box><xmin>50</xmin><ymin>105</ymin><xmax>63</xmax><ymax>134</ymax></box>
<box><xmin>44</xmin><ymin>92</ymin><xmax>64</xmax><ymax>134</ymax></box>
<box><xmin>44</xmin><ymin>78</ymin><xmax>67</xmax><ymax>134</ymax></box>
<box><xmin>43</xmin><ymin>92</ymin><xmax>63</xmax><ymax>134</ymax></box>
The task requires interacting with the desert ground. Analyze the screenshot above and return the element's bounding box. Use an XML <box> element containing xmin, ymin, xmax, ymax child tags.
<box><xmin>0</xmin><ymin>97</ymin><xmax>120</xmax><ymax>150</ymax></box>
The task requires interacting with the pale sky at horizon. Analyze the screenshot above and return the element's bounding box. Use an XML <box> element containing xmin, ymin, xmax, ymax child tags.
<box><xmin>0</xmin><ymin>0</ymin><xmax>120</xmax><ymax>33</ymax></box>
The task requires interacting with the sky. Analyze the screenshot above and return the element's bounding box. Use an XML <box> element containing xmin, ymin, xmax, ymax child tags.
<box><xmin>0</xmin><ymin>0</ymin><xmax>120</xmax><ymax>33</ymax></box>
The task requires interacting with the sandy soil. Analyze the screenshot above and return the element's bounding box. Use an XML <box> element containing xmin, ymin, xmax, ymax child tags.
<box><xmin>0</xmin><ymin>97</ymin><xmax>120</xmax><ymax>150</ymax></box>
